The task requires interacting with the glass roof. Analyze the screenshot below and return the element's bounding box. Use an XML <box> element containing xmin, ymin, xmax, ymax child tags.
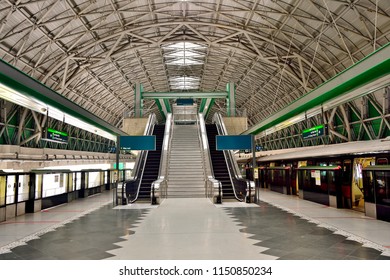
<box><xmin>163</xmin><ymin>42</ymin><xmax>205</xmax><ymax>90</ymax></box>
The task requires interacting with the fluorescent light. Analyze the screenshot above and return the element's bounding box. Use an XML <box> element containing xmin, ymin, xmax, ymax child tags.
<box><xmin>0</xmin><ymin>82</ymin><xmax>117</xmax><ymax>141</ymax></box>
<box><xmin>256</xmin><ymin>75</ymin><xmax>390</xmax><ymax>139</ymax></box>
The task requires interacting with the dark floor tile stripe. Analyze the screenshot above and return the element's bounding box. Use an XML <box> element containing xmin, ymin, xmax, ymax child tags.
<box><xmin>224</xmin><ymin>202</ymin><xmax>390</xmax><ymax>260</ymax></box>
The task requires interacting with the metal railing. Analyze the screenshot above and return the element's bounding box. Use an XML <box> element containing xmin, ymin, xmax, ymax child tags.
<box><xmin>150</xmin><ymin>113</ymin><xmax>173</xmax><ymax>204</ymax></box>
<box><xmin>212</xmin><ymin>112</ymin><xmax>255</xmax><ymax>203</ymax></box>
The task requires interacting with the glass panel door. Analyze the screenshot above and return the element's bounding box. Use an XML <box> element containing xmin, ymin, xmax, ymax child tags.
<box><xmin>17</xmin><ymin>175</ymin><xmax>30</xmax><ymax>202</ymax></box>
<box><xmin>67</xmin><ymin>173</ymin><xmax>74</xmax><ymax>192</ymax></box>
<box><xmin>35</xmin><ymin>174</ymin><xmax>42</xmax><ymax>199</ymax></box>
<box><xmin>6</xmin><ymin>175</ymin><xmax>16</xmax><ymax>204</ymax></box>
<box><xmin>352</xmin><ymin>158</ymin><xmax>375</xmax><ymax>212</ymax></box>
<box><xmin>76</xmin><ymin>172</ymin><xmax>81</xmax><ymax>190</ymax></box>
<box><xmin>0</xmin><ymin>176</ymin><xmax>6</xmax><ymax>206</ymax></box>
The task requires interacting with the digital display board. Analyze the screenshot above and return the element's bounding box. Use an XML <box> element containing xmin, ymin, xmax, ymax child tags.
<box><xmin>302</xmin><ymin>124</ymin><xmax>327</xmax><ymax>140</ymax></box>
<box><xmin>120</xmin><ymin>135</ymin><xmax>156</xmax><ymax>151</ymax></box>
<box><xmin>216</xmin><ymin>135</ymin><xmax>252</xmax><ymax>150</ymax></box>
<box><xmin>42</xmin><ymin>128</ymin><xmax>69</xmax><ymax>144</ymax></box>
<box><xmin>176</xmin><ymin>98</ymin><xmax>194</xmax><ymax>106</ymax></box>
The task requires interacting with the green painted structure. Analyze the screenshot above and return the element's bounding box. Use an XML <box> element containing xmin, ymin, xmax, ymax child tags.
<box><xmin>243</xmin><ymin>42</ymin><xmax>390</xmax><ymax>136</ymax></box>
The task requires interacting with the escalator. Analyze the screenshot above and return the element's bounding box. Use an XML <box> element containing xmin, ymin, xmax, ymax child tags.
<box><xmin>137</xmin><ymin>124</ymin><xmax>165</xmax><ymax>200</ymax></box>
<box><xmin>206</xmin><ymin>124</ymin><xmax>236</xmax><ymax>199</ymax></box>
<box><xmin>125</xmin><ymin>124</ymin><xmax>165</xmax><ymax>202</ymax></box>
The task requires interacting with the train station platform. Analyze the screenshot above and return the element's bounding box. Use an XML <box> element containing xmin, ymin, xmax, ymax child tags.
<box><xmin>0</xmin><ymin>189</ymin><xmax>389</xmax><ymax>260</ymax></box>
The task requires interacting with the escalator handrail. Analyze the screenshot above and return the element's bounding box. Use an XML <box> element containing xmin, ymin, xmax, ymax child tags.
<box><xmin>151</xmin><ymin>113</ymin><xmax>173</xmax><ymax>204</ymax></box>
<box><xmin>126</xmin><ymin>113</ymin><xmax>157</xmax><ymax>203</ymax></box>
<box><xmin>212</xmin><ymin>112</ymin><xmax>254</xmax><ymax>202</ymax></box>
<box><xmin>198</xmin><ymin>113</ymin><xmax>222</xmax><ymax>203</ymax></box>
<box><xmin>197</xmin><ymin>113</ymin><xmax>211</xmax><ymax>179</ymax></box>
<box><xmin>213</xmin><ymin>113</ymin><xmax>244</xmax><ymax>179</ymax></box>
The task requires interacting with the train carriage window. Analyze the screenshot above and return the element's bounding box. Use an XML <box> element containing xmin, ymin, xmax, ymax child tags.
<box><xmin>320</xmin><ymin>170</ymin><xmax>327</xmax><ymax>192</ymax></box>
<box><xmin>342</xmin><ymin>160</ymin><xmax>352</xmax><ymax>185</ymax></box>
<box><xmin>328</xmin><ymin>171</ymin><xmax>337</xmax><ymax>195</ymax></box>
<box><xmin>363</xmin><ymin>171</ymin><xmax>375</xmax><ymax>203</ymax></box>
<box><xmin>298</xmin><ymin>170</ymin><xmax>309</xmax><ymax>191</ymax></box>
<box><xmin>375</xmin><ymin>171</ymin><xmax>390</xmax><ymax>206</ymax></box>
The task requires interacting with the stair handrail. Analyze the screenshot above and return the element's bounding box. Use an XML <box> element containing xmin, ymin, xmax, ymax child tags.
<box><xmin>197</xmin><ymin>113</ymin><xmax>222</xmax><ymax>203</ymax></box>
<box><xmin>123</xmin><ymin>113</ymin><xmax>157</xmax><ymax>204</ymax></box>
<box><xmin>212</xmin><ymin>112</ymin><xmax>255</xmax><ymax>202</ymax></box>
<box><xmin>151</xmin><ymin>113</ymin><xmax>173</xmax><ymax>204</ymax></box>
<box><xmin>196</xmin><ymin>113</ymin><xmax>209</xmax><ymax>179</ymax></box>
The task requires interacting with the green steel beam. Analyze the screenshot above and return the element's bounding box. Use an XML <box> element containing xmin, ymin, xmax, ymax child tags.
<box><xmin>0</xmin><ymin>59</ymin><xmax>126</xmax><ymax>136</ymax></box>
<box><xmin>134</xmin><ymin>83</ymin><xmax>143</xmax><ymax>118</ymax></box>
<box><xmin>204</xmin><ymin>99</ymin><xmax>215</xmax><ymax>119</ymax></box>
<box><xmin>199</xmin><ymin>98</ymin><xmax>207</xmax><ymax>113</ymax></box>
<box><xmin>164</xmin><ymin>99</ymin><xmax>172</xmax><ymax>113</ymax></box>
<box><xmin>143</xmin><ymin>91</ymin><xmax>227</xmax><ymax>99</ymax></box>
<box><xmin>155</xmin><ymin>99</ymin><xmax>166</xmax><ymax>120</ymax></box>
<box><xmin>226</xmin><ymin>82</ymin><xmax>236</xmax><ymax>117</ymax></box>
<box><xmin>199</xmin><ymin>98</ymin><xmax>215</xmax><ymax>119</ymax></box>
<box><xmin>243</xmin><ymin>42</ymin><xmax>390</xmax><ymax>135</ymax></box>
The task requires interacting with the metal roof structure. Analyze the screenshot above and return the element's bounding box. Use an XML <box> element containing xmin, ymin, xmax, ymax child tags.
<box><xmin>0</xmin><ymin>0</ymin><xmax>389</xmax><ymax>129</ymax></box>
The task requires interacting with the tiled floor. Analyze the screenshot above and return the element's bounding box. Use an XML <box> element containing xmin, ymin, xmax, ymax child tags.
<box><xmin>0</xmin><ymin>189</ymin><xmax>389</xmax><ymax>260</ymax></box>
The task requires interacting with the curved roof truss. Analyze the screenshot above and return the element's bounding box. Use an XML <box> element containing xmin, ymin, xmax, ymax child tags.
<box><xmin>0</xmin><ymin>0</ymin><xmax>389</xmax><ymax>128</ymax></box>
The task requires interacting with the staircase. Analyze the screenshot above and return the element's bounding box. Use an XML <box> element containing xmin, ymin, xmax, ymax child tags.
<box><xmin>167</xmin><ymin>124</ymin><xmax>206</xmax><ymax>197</ymax></box>
<box><xmin>137</xmin><ymin>124</ymin><xmax>165</xmax><ymax>201</ymax></box>
<box><xmin>206</xmin><ymin>124</ymin><xmax>236</xmax><ymax>199</ymax></box>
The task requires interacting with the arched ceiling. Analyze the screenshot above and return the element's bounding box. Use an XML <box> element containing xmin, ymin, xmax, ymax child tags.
<box><xmin>1</xmin><ymin>0</ymin><xmax>389</xmax><ymax>129</ymax></box>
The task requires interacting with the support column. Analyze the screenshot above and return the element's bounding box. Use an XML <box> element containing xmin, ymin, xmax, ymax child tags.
<box><xmin>385</xmin><ymin>86</ymin><xmax>390</xmax><ymax>114</ymax></box>
<box><xmin>134</xmin><ymin>83</ymin><xmax>143</xmax><ymax>117</ymax></box>
<box><xmin>226</xmin><ymin>82</ymin><xmax>236</xmax><ymax>117</ymax></box>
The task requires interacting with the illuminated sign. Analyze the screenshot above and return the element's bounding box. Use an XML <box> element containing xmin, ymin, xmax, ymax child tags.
<box><xmin>302</xmin><ymin>124</ymin><xmax>327</xmax><ymax>140</ymax></box>
<box><xmin>42</xmin><ymin>128</ymin><xmax>68</xmax><ymax>144</ymax></box>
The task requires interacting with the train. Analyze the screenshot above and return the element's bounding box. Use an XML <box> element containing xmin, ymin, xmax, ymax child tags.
<box><xmin>238</xmin><ymin>138</ymin><xmax>390</xmax><ymax>222</ymax></box>
<box><xmin>0</xmin><ymin>167</ymin><xmax>132</xmax><ymax>222</ymax></box>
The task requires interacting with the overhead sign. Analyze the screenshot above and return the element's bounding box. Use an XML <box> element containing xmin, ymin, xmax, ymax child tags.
<box><xmin>42</xmin><ymin>128</ymin><xmax>68</xmax><ymax>144</ymax></box>
<box><xmin>176</xmin><ymin>98</ymin><xmax>194</xmax><ymax>106</ymax></box>
<box><xmin>302</xmin><ymin>124</ymin><xmax>327</xmax><ymax>140</ymax></box>
<box><xmin>216</xmin><ymin>135</ymin><xmax>252</xmax><ymax>150</ymax></box>
<box><xmin>120</xmin><ymin>136</ymin><xmax>156</xmax><ymax>151</ymax></box>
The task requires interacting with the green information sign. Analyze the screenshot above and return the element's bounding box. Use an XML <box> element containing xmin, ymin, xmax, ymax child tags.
<box><xmin>42</xmin><ymin>128</ymin><xmax>69</xmax><ymax>144</ymax></box>
<box><xmin>302</xmin><ymin>124</ymin><xmax>327</xmax><ymax>140</ymax></box>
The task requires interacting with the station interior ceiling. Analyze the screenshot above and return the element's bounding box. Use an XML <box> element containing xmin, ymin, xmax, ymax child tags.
<box><xmin>0</xmin><ymin>0</ymin><xmax>389</xmax><ymax>130</ymax></box>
